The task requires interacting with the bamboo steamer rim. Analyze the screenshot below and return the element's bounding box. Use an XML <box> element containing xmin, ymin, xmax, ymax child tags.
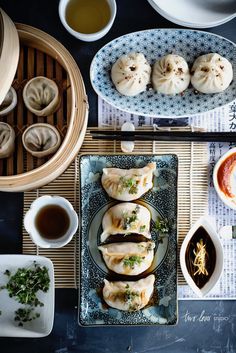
<box><xmin>0</xmin><ymin>9</ymin><xmax>20</xmax><ymax>105</ymax></box>
<box><xmin>0</xmin><ymin>23</ymin><xmax>88</xmax><ymax>192</ymax></box>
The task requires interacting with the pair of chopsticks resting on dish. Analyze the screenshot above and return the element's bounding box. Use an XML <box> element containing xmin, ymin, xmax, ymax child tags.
<box><xmin>91</xmin><ymin>130</ymin><xmax>236</xmax><ymax>142</ymax></box>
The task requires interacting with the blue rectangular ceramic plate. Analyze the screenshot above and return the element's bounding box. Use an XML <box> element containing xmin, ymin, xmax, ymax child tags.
<box><xmin>79</xmin><ymin>154</ymin><xmax>178</xmax><ymax>326</ymax></box>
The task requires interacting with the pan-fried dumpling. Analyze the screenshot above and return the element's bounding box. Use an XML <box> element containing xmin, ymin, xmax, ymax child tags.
<box><xmin>100</xmin><ymin>202</ymin><xmax>151</xmax><ymax>242</ymax></box>
<box><xmin>98</xmin><ymin>241</ymin><xmax>155</xmax><ymax>275</ymax></box>
<box><xmin>22</xmin><ymin>123</ymin><xmax>61</xmax><ymax>158</ymax></box>
<box><xmin>103</xmin><ymin>274</ymin><xmax>155</xmax><ymax>311</ymax></box>
<box><xmin>101</xmin><ymin>162</ymin><xmax>156</xmax><ymax>201</ymax></box>
<box><xmin>23</xmin><ymin>76</ymin><xmax>60</xmax><ymax>116</ymax></box>
<box><xmin>152</xmin><ymin>54</ymin><xmax>190</xmax><ymax>95</ymax></box>
<box><xmin>0</xmin><ymin>122</ymin><xmax>15</xmax><ymax>158</ymax></box>
<box><xmin>191</xmin><ymin>53</ymin><xmax>233</xmax><ymax>94</ymax></box>
<box><xmin>111</xmin><ymin>52</ymin><xmax>151</xmax><ymax>96</ymax></box>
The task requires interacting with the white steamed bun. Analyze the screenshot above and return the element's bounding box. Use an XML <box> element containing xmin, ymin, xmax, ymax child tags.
<box><xmin>152</xmin><ymin>54</ymin><xmax>190</xmax><ymax>95</ymax></box>
<box><xmin>111</xmin><ymin>52</ymin><xmax>151</xmax><ymax>96</ymax></box>
<box><xmin>191</xmin><ymin>53</ymin><xmax>233</xmax><ymax>94</ymax></box>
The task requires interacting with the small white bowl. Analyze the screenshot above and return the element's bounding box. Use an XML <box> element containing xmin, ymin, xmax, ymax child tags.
<box><xmin>213</xmin><ymin>147</ymin><xmax>236</xmax><ymax>210</ymax></box>
<box><xmin>180</xmin><ymin>216</ymin><xmax>223</xmax><ymax>298</ymax></box>
<box><xmin>24</xmin><ymin>195</ymin><xmax>78</xmax><ymax>248</ymax></box>
<box><xmin>59</xmin><ymin>0</ymin><xmax>117</xmax><ymax>42</ymax></box>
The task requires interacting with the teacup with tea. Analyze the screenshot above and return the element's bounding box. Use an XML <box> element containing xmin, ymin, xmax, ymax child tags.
<box><xmin>24</xmin><ymin>195</ymin><xmax>78</xmax><ymax>248</ymax></box>
<box><xmin>59</xmin><ymin>0</ymin><xmax>117</xmax><ymax>42</ymax></box>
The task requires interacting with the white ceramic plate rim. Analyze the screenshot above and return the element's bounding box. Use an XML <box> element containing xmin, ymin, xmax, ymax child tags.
<box><xmin>213</xmin><ymin>147</ymin><xmax>236</xmax><ymax>210</ymax></box>
<box><xmin>180</xmin><ymin>216</ymin><xmax>224</xmax><ymax>298</ymax></box>
<box><xmin>147</xmin><ymin>0</ymin><xmax>236</xmax><ymax>28</ymax></box>
<box><xmin>0</xmin><ymin>255</ymin><xmax>55</xmax><ymax>337</ymax></box>
<box><xmin>90</xmin><ymin>28</ymin><xmax>236</xmax><ymax>118</ymax></box>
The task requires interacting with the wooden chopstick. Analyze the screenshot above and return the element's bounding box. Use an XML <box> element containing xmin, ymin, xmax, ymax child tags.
<box><xmin>91</xmin><ymin>130</ymin><xmax>236</xmax><ymax>142</ymax></box>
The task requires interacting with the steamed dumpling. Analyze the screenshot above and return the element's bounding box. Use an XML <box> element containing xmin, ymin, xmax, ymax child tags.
<box><xmin>0</xmin><ymin>90</ymin><xmax>13</xmax><ymax>109</ymax></box>
<box><xmin>102</xmin><ymin>162</ymin><xmax>156</xmax><ymax>201</ymax></box>
<box><xmin>100</xmin><ymin>202</ymin><xmax>151</xmax><ymax>242</ymax></box>
<box><xmin>0</xmin><ymin>122</ymin><xmax>15</xmax><ymax>158</ymax></box>
<box><xmin>191</xmin><ymin>53</ymin><xmax>233</xmax><ymax>94</ymax></box>
<box><xmin>23</xmin><ymin>76</ymin><xmax>60</xmax><ymax>116</ymax></box>
<box><xmin>22</xmin><ymin>123</ymin><xmax>61</xmax><ymax>158</ymax></box>
<box><xmin>152</xmin><ymin>54</ymin><xmax>190</xmax><ymax>95</ymax></box>
<box><xmin>98</xmin><ymin>241</ymin><xmax>155</xmax><ymax>275</ymax></box>
<box><xmin>103</xmin><ymin>274</ymin><xmax>155</xmax><ymax>311</ymax></box>
<box><xmin>111</xmin><ymin>52</ymin><xmax>151</xmax><ymax>96</ymax></box>
<box><xmin>0</xmin><ymin>87</ymin><xmax>17</xmax><ymax>117</ymax></box>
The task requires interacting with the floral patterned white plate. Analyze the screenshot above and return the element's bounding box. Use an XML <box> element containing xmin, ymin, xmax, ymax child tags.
<box><xmin>78</xmin><ymin>154</ymin><xmax>178</xmax><ymax>326</ymax></box>
<box><xmin>90</xmin><ymin>29</ymin><xmax>236</xmax><ymax>117</ymax></box>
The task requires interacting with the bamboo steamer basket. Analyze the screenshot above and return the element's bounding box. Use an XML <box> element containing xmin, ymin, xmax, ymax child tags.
<box><xmin>0</xmin><ymin>9</ymin><xmax>88</xmax><ymax>192</ymax></box>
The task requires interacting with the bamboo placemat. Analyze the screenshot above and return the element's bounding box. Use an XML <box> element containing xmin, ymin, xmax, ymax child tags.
<box><xmin>23</xmin><ymin>127</ymin><xmax>208</xmax><ymax>287</ymax></box>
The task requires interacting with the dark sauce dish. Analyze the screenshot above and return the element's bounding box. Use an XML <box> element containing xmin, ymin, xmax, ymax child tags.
<box><xmin>180</xmin><ymin>217</ymin><xmax>223</xmax><ymax>297</ymax></box>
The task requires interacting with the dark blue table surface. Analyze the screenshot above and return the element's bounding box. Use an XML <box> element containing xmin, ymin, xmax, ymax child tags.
<box><xmin>0</xmin><ymin>1</ymin><xmax>236</xmax><ymax>352</ymax></box>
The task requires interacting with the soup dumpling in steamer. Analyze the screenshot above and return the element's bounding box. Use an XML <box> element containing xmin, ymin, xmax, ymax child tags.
<box><xmin>100</xmin><ymin>202</ymin><xmax>151</xmax><ymax>242</ymax></box>
<box><xmin>0</xmin><ymin>87</ymin><xmax>17</xmax><ymax>117</ymax></box>
<box><xmin>111</xmin><ymin>52</ymin><xmax>151</xmax><ymax>96</ymax></box>
<box><xmin>101</xmin><ymin>162</ymin><xmax>156</xmax><ymax>201</ymax></box>
<box><xmin>103</xmin><ymin>274</ymin><xmax>155</xmax><ymax>311</ymax></box>
<box><xmin>23</xmin><ymin>76</ymin><xmax>60</xmax><ymax>116</ymax></box>
<box><xmin>0</xmin><ymin>122</ymin><xmax>15</xmax><ymax>158</ymax></box>
<box><xmin>22</xmin><ymin>123</ymin><xmax>61</xmax><ymax>158</ymax></box>
<box><xmin>98</xmin><ymin>241</ymin><xmax>155</xmax><ymax>275</ymax></box>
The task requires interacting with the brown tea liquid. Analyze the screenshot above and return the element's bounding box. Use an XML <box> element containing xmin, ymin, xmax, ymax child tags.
<box><xmin>65</xmin><ymin>0</ymin><xmax>111</xmax><ymax>34</ymax></box>
<box><xmin>35</xmin><ymin>204</ymin><xmax>70</xmax><ymax>239</ymax></box>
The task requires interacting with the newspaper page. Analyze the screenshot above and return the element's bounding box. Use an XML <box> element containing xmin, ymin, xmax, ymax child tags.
<box><xmin>98</xmin><ymin>97</ymin><xmax>236</xmax><ymax>300</ymax></box>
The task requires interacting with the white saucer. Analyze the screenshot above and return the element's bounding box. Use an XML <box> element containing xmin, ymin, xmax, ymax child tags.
<box><xmin>148</xmin><ymin>0</ymin><xmax>236</xmax><ymax>28</ymax></box>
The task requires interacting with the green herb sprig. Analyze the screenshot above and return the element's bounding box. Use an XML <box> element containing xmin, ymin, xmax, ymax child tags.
<box><xmin>154</xmin><ymin>217</ymin><xmax>170</xmax><ymax>234</ymax></box>
<box><xmin>14</xmin><ymin>307</ymin><xmax>40</xmax><ymax>327</ymax></box>
<box><xmin>124</xmin><ymin>285</ymin><xmax>140</xmax><ymax>311</ymax></box>
<box><xmin>122</xmin><ymin>205</ymin><xmax>140</xmax><ymax>230</ymax></box>
<box><xmin>4</xmin><ymin>262</ymin><xmax>50</xmax><ymax>307</ymax></box>
<box><xmin>139</xmin><ymin>225</ymin><xmax>146</xmax><ymax>232</ymax></box>
<box><xmin>119</xmin><ymin>177</ymin><xmax>138</xmax><ymax>195</ymax></box>
<box><xmin>123</xmin><ymin>255</ymin><xmax>143</xmax><ymax>269</ymax></box>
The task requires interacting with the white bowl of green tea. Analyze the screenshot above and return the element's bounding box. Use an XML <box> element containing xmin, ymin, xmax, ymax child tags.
<box><xmin>213</xmin><ymin>147</ymin><xmax>236</xmax><ymax>210</ymax></box>
<box><xmin>24</xmin><ymin>195</ymin><xmax>78</xmax><ymax>248</ymax></box>
<box><xmin>180</xmin><ymin>216</ymin><xmax>223</xmax><ymax>297</ymax></box>
<box><xmin>59</xmin><ymin>0</ymin><xmax>117</xmax><ymax>42</ymax></box>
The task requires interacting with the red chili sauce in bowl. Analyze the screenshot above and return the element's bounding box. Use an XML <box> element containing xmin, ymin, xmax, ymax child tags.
<box><xmin>217</xmin><ymin>152</ymin><xmax>236</xmax><ymax>198</ymax></box>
